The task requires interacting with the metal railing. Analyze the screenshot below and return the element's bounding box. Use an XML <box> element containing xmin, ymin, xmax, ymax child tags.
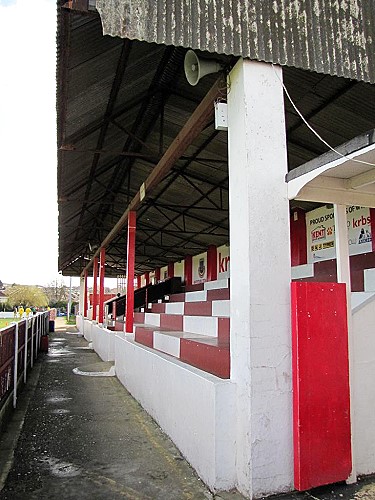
<box><xmin>0</xmin><ymin>312</ymin><xmax>49</xmax><ymax>411</ymax></box>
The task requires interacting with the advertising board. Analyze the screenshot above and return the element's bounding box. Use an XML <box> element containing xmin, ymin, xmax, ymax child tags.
<box><xmin>306</xmin><ymin>206</ymin><xmax>372</xmax><ymax>263</ymax></box>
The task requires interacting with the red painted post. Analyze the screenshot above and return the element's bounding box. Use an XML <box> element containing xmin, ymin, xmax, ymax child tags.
<box><xmin>290</xmin><ymin>208</ymin><xmax>307</xmax><ymax>266</ymax></box>
<box><xmin>155</xmin><ymin>268</ymin><xmax>160</xmax><ymax>282</ymax></box>
<box><xmin>145</xmin><ymin>272</ymin><xmax>150</xmax><ymax>285</ymax></box>
<box><xmin>291</xmin><ymin>281</ymin><xmax>351</xmax><ymax>490</ymax></box>
<box><xmin>83</xmin><ymin>269</ymin><xmax>88</xmax><ymax>318</ymax></box>
<box><xmin>207</xmin><ymin>245</ymin><xmax>218</xmax><ymax>281</ymax></box>
<box><xmin>184</xmin><ymin>255</ymin><xmax>192</xmax><ymax>285</ymax></box>
<box><xmin>92</xmin><ymin>257</ymin><xmax>98</xmax><ymax>321</ymax></box>
<box><xmin>137</xmin><ymin>275</ymin><xmax>141</xmax><ymax>289</ymax></box>
<box><xmin>125</xmin><ymin>211</ymin><xmax>136</xmax><ymax>333</ymax></box>
<box><xmin>98</xmin><ymin>247</ymin><xmax>106</xmax><ymax>324</ymax></box>
<box><xmin>167</xmin><ymin>262</ymin><xmax>174</xmax><ymax>278</ymax></box>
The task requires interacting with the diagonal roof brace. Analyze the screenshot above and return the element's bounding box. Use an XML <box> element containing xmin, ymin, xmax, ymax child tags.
<box><xmin>81</xmin><ymin>76</ymin><xmax>225</xmax><ymax>276</ymax></box>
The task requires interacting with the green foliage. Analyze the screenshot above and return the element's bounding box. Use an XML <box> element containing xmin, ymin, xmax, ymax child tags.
<box><xmin>6</xmin><ymin>285</ymin><xmax>48</xmax><ymax>307</ymax></box>
<box><xmin>49</xmin><ymin>300</ymin><xmax>67</xmax><ymax>309</ymax></box>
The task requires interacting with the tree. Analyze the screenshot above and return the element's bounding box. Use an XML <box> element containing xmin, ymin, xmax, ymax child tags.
<box><xmin>43</xmin><ymin>279</ymin><xmax>68</xmax><ymax>306</ymax></box>
<box><xmin>6</xmin><ymin>285</ymin><xmax>48</xmax><ymax>307</ymax></box>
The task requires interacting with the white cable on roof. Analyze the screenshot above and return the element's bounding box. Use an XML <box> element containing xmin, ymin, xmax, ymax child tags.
<box><xmin>273</xmin><ymin>65</ymin><xmax>375</xmax><ymax>168</ymax></box>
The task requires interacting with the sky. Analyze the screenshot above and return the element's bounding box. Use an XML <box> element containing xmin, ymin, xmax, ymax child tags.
<box><xmin>0</xmin><ymin>0</ymin><xmax>73</xmax><ymax>287</ymax></box>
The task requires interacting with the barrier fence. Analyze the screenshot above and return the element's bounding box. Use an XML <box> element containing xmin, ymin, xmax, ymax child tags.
<box><xmin>0</xmin><ymin>312</ymin><xmax>49</xmax><ymax>412</ymax></box>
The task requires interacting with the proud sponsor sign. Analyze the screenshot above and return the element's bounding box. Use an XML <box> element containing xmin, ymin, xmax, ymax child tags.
<box><xmin>306</xmin><ymin>205</ymin><xmax>372</xmax><ymax>263</ymax></box>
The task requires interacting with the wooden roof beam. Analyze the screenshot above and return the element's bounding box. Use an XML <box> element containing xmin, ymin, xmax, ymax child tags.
<box><xmin>82</xmin><ymin>76</ymin><xmax>224</xmax><ymax>275</ymax></box>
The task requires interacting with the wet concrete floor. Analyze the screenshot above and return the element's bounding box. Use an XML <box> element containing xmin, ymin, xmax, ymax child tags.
<box><xmin>0</xmin><ymin>319</ymin><xmax>374</xmax><ymax>500</ymax></box>
<box><xmin>0</xmin><ymin>320</ymin><xmax>216</xmax><ymax>499</ymax></box>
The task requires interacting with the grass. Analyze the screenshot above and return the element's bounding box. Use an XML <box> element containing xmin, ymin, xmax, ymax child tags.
<box><xmin>0</xmin><ymin>317</ymin><xmax>22</xmax><ymax>329</ymax></box>
<box><xmin>65</xmin><ymin>315</ymin><xmax>76</xmax><ymax>325</ymax></box>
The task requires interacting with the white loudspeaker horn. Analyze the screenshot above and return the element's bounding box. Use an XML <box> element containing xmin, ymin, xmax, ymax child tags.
<box><xmin>184</xmin><ymin>50</ymin><xmax>223</xmax><ymax>86</ymax></box>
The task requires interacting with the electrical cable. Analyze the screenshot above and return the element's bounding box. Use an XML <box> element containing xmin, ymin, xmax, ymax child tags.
<box><xmin>272</xmin><ymin>65</ymin><xmax>375</xmax><ymax>168</ymax></box>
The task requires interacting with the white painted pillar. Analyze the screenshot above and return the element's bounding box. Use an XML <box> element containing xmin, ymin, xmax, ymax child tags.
<box><xmin>79</xmin><ymin>276</ymin><xmax>85</xmax><ymax>316</ymax></box>
<box><xmin>334</xmin><ymin>204</ymin><xmax>356</xmax><ymax>483</ymax></box>
<box><xmin>228</xmin><ymin>59</ymin><xmax>292</xmax><ymax>498</ymax></box>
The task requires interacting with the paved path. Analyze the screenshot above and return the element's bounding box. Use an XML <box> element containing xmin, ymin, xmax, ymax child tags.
<box><xmin>0</xmin><ymin>318</ymin><xmax>374</xmax><ymax>500</ymax></box>
<box><xmin>0</xmin><ymin>319</ymin><xmax>221</xmax><ymax>499</ymax></box>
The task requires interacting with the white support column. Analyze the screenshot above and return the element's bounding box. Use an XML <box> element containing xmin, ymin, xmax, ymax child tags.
<box><xmin>334</xmin><ymin>204</ymin><xmax>356</xmax><ymax>483</ymax></box>
<box><xmin>31</xmin><ymin>316</ymin><xmax>34</xmax><ymax>368</ymax></box>
<box><xmin>228</xmin><ymin>59</ymin><xmax>292</xmax><ymax>498</ymax></box>
<box><xmin>24</xmin><ymin>320</ymin><xmax>28</xmax><ymax>383</ymax></box>
<box><xmin>13</xmin><ymin>322</ymin><xmax>19</xmax><ymax>408</ymax></box>
<box><xmin>79</xmin><ymin>276</ymin><xmax>85</xmax><ymax>316</ymax></box>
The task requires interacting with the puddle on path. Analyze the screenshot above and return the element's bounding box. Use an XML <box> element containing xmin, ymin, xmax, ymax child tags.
<box><xmin>46</xmin><ymin>396</ymin><xmax>73</xmax><ymax>404</ymax></box>
<box><xmin>49</xmin><ymin>408</ymin><xmax>71</xmax><ymax>415</ymax></box>
<box><xmin>40</xmin><ymin>457</ymin><xmax>81</xmax><ymax>478</ymax></box>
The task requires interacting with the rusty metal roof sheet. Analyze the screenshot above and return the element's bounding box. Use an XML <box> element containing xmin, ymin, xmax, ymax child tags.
<box><xmin>96</xmin><ymin>0</ymin><xmax>375</xmax><ymax>84</ymax></box>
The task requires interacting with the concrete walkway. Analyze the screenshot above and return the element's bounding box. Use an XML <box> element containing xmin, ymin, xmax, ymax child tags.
<box><xmin>0</xmin><ymin>318</ymin><xmax>374</xmax><ymax>500</ymax></box>
<box><xmin>0</xmin><ymin>319</ymin><xmax>221</xmax><ymax>499</ymax></box>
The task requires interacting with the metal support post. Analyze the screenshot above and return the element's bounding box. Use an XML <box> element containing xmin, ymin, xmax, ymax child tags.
<box><xmin>13</xmin><ymin>322</ymin><xmax>19</xmax><ymax>408</ymax></box>
<box><xmin>31</xmin><ymin>316</ymin><xmax>35</xmax><ymax>367</ymax></box>
<box><xmin>125</xmin><ymin>211</ymin><xmax>136</xmax><ymax>333</ymax></box>
<box><xmin>24</xmin><ymin>319</ymin><xmax>28</xmax><ymax>383</ymax></box>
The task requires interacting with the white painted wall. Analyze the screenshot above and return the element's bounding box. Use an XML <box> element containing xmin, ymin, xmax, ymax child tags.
<box><xmin>160</xmin><ymin>265</ymin><xmax>168</xmax><ymax>280</ymax></box>
<box><xmin>76</xmin><ymin>314</ymin><xmax>83</xmax><ymax>333</ymax></box>
<box><xmin>83</xmin><ymin>319</ymin><xmax>92</xmax><ymax>341</ymax></box>
<box><xmin>228</xmin><ymin>59</ymin><xmax>292</xmax><ymax>498</ymax></box>
<box><xmin>115</xmin><ymin>334</ymin><xmax>236</xmax><ymax>491</ymax></box>
<box><xmin>0</xmin><ymin>312</ymin><xmax>14</xmax><ymax>319</ymax></box>
<box><xmin>364</xmin><ymin>268</ymin><xmax>375</xmax><ymax>291</ymax></box>
<box><xmin>352</xmin><ymin>293</ymin><xmax>375</xmax><ymax>475</ymax></box>
<box><xmin>174</xmin><ymin>261</ymin><xmax>184</xmax><ymax>279</ymax></box>
<box><xmin>91</xmin><ymin>322</ymin><xmax>115</xmax><ymax>361</ymax></box>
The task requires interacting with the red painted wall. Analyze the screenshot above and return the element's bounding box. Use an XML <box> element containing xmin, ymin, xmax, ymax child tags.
<box><xmin>291</xmin><ymin>282</ymin><xmax>352</xmax><ymax>491</ymax></box>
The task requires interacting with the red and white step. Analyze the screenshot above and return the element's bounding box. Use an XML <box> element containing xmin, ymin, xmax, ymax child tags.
<box><xmin>134</xmin><ymin>279</ymin><xmax>231</xmax><ymax>379</ymax></box>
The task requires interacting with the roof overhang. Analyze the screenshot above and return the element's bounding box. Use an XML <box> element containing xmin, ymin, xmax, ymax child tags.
<box><xmin>96</xmin><ymin>0</ymin><xmax>375</xmax><ymax>84</ymax></box>
<box><xmin>287</xmin><ymin>130</ymin><xmax>375</xmax><ymax>207</ymax></box>
<box><xmin>56</xmin><ymin>4</ymin><xmax>375</xmax><ymax>278</ymax></box>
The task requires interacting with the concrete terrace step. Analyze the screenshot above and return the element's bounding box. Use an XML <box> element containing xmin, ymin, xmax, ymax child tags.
<box><xmin>180</xmin><ymin>338</ymin><xmax>230</xmax><ymax>379</ymax></box>
<box><xmin>167</xmin><ymin>287</ymin><xmax>230</xmax><ymax>303</ymax></box>
<box><xmin>134</xmin><ymin>326</ymin><xmax>230</xmax><ymax>379</ymax></box>
<box><xmin>133</xmin><ymin>279</ymin><xmax>231</xmax><ymax>378</ymax></box>
<box><xmin>165</xmin><ymin>279</ymin><xmax>230</xmax><ymax>303</ymax></box>
<box><xmin>149</xmin><ymin>300</ymin><xmax>230</xmax><ymax>317</ymax></box>
<box><xmin>203</xmin><ymin>278</ymin><xmax>229</xmax><ymax>291</ymax></box>
<box><xmin>136</xmin><ymin>314</ymin><xmax>229</xmax><ymax>339</ymax></box>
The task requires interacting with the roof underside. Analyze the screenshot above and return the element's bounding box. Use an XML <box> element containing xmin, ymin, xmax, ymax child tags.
<box><xmin>57</xmin><ymin>4</ymin><xmax>375</xmax><ymax>277</ymax></box>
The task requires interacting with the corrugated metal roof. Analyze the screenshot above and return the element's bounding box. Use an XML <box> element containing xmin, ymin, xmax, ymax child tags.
<box><xmin>56</xmin><ymin>6</ymin><xmax>375</xmax><ymax>277</ymax></box>
<box><xmin>96</xmin><ymin>0</ymin><xmax>375</xmax><ymax>84</ymax></box>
